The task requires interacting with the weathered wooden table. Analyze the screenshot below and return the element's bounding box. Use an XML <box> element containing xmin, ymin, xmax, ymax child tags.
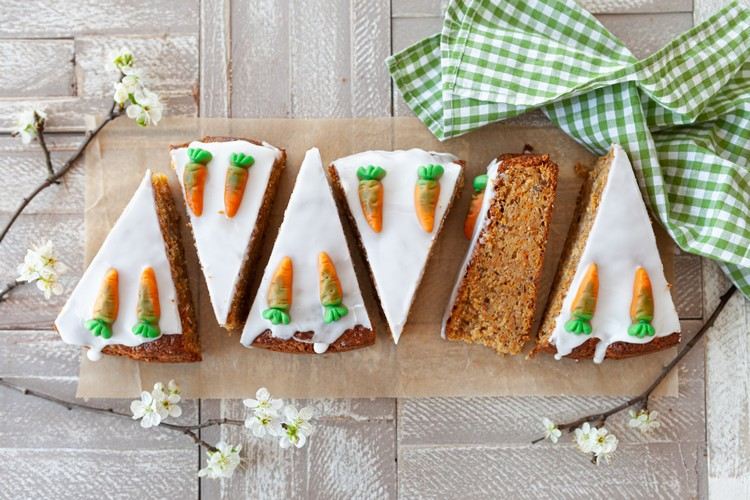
<box><xmin>1</xmin><ymin>1</ymin><xmax>748</xmax><ymax>498</ymax></box>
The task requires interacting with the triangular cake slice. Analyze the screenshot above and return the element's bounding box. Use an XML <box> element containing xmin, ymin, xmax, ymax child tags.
<box><xmin>55</xmin><ymin>171</ymin><xmax>199</xmax><ymax>362</ymax></box>
<box><xmin>536</xmin><ymin>144</ymin><xmax>681</xmax><ymax>363</ymax></box>
<box><xmin>241</xmin><ymin>148</ymin><xmax>375</xmax><ymax>353</ymax></box>
<box><xmin>170</xmin><ymin>136</ymin><xmax>285</xmax><ymax>331</ymax></box>
<box><xmin>442</xmin><ymin>152</ymin><xmax>558</xmax><ymax>354</ymax></box>
<box><xmin>328</xmin><ymin>149</ymin><xmax>464</xmax><ymax>343</ymax></box>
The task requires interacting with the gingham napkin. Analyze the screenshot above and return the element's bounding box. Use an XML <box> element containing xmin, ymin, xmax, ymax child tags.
<box><xmin>387</xmin><ymin>0</ymin><xmax>750</xmax><ymax>299</ymax></box>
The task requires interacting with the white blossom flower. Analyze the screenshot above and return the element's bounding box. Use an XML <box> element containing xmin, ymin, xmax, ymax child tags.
<box><xmin>592</xmin><ymin>427</ymin><xmax>618</xmax><ymax>464</ymax></box>
<box><xmin>166</xmin><ymin>379</ymin><xmax>181</xmax><ymax>398</ymax></box>
<box><xmin>130</xmin><ymin>391</ymin><xmax>162</xmax><ymax>428</ymax></box>
<box><xmin>106</xmin><ymin>47</ymin><xmax>135</xmax><ymax>72</ymax></box>
<box><xmin>243</xmin><ymin>388</ymin><xmax>283</xmax><ymax>416</ymax></box>
<box><xmin>279</xmin><ymin>405</ymin><xmax>314</xmax><ymax>449</ymax></box>
<box><xmin>542</xmin><ymin>417</ymin><xmax>562</xmax><ymax>444</ymax></box>
<box><xmin>574</xmin><ymin>422</ymin><xmax>598</xmax><ymax>454</ymax></box>
<box><xmin>16</xmin><ymin>240</ymin><xmax>68</xmax><ymax>298</ymax></box>
<box><xmin>198</xmin><ymin>442</ymin><xmax>242</xmax><ymax>479</ymax></box>
<box><xmin>126</xmin><ymin>89</ymin><xmax>163</xmax><ymax>127</ymax></box>
<box><xmin>152</xmin><ymin>380</ymin><xmax>182</xmax><ymax>419</ymax></box>
<box><xmin>11</xmin><ymin>108</ymin><xmax>46</xmax><ymax>144</ymax></box>
<box><xmin>628</xmin><ymin>408</ymin><xmax>661</xmax><ymax>433</ymax></box>
<box><xmin>246</xmin><ymin>412</ymin><xmax>283</xmax><ymax>438</ymax></box>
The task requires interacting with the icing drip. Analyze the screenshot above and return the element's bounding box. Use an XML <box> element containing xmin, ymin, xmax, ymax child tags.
<box><xmin>54</xmin><ymin>170</ymin><xmax>183</xmax><ymax>361</ymax></box>
<box><xmin>441</xmin><ymin>159</ymin><xmax>500</xmax><ymax>338</ymax></box>
<box><xmin>240</xmin><ymin>148</ymin><xmax>372</xmax><ymax>351</ymax></box>
<box><xmin>548</xmin><ymin>144</ymin><xmax>681</xmax><ymax>363</ymax></box>
<box><xmin>171</xmin><ymin>140</ymin><xmax>282</xmax><ymax>326</ymax></box>
<box><xmin>333</xmin><ymin>149</ymin><xmax>463</xmax><ymax>343</ymax></box>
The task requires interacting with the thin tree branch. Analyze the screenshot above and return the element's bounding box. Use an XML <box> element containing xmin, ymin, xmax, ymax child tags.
<box><xmin>531</xmin><ymin>284</ymin><xmax>738</xmax><ymax>444</ymax></box>
<box><xmin>36</xmin><ymin>119</ymin><xmax>57</xmax><ymax>181</ymax></box>
<box><xmin>0</xmin><ymin>101</ymin><xmax>123</xmax><ymax>245</ymax></box>
<box><xmin>0</xmin><ymin>281</ymin><xmax>22</xmax><ymax>303</ymax></box>
<box><xmin>0</xmin><ymin>377</ymin><xmax>230</xmax><ymax>451</ymax></box>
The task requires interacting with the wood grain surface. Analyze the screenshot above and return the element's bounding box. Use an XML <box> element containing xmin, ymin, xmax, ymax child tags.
<box><xmin>0</xmin><ymin>0</ymin><xmax>743</xmax><ymax>498</ymax></box>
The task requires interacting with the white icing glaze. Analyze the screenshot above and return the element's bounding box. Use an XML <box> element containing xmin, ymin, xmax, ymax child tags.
<box><xmin>171</xmin><ymin>139</ymin><xmax>282</xmax><ymax>326</ymax></box>
<box><xmin>549</xmin><ymin>144</ymin><xmax>681</xmax><ymax>363</ymax></box>
<box><xmin>440</xmin><ymin>158</ymin><xmax>500</xmax><ymax>338</ymax></box>
<box><xmin>240</xmin><ymin>148</ymin><xmax>372</xmax><ymax>351</ymax></box>
<box><xmin>331</xmin><ymin>149</ymin><xmax>463</xmax><ymax>343</ymax></box>
<box><xmin>54</xmin><ymin>171</ymin><xmax>182</xmax><ymax>361</ymax></box>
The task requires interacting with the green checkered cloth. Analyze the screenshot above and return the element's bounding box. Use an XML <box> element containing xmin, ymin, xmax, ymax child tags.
<box><xmin>387</xmin><ymin>0</ymin><xmax>750</xmax><ymax>298</ymax></box>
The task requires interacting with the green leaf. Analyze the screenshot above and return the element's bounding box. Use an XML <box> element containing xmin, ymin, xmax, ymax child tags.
<box><xmin>564</xmin><ymin>317</ymin><xmax>592</xmax><ymax>335</ymax></box>
<box><xmin>628</xmin><ymin>320</ymin><xmax>655</xmax><ymax>338</ymax></box>
<box><xmin>418</xmin><ymin>164</ymin><xmax>444</xmax><ymax>181</ymax></box>
<box><xmin>132</xmin><ymin>320</ymin><xmax>161</xmax><ymax>339</ymax></box>
<box><xmin>85</xmin><ymin>318</ymin><xmax>113</xmax><ymax>339</ymax></box>
<box><xmin>231</xmin><ymin>152</ymin><xmax>255</xmax><ymax>168</ymax></box>
<box><xmin>473</xmin><ymin>174</ymin><xmax>488</xmax><ymax>193</ymax></box>
<box><xmin>187</xmin><ymin>147</ymin><xmax>213</xmax><ymax>164</ymax></box>
<box><xmin>357</xmin><ymin>165</ymin><xmax>386</xmax><ymax>181</ymax></box>
<box><xmin>323</xmin><ymin>304</ymin><xmax>349</xmax><ymax>323</ymax></box>
<box><xmin>262</xmin><ymin>307</ymin><xmax>291</xmax><ymax>325</ymax></box>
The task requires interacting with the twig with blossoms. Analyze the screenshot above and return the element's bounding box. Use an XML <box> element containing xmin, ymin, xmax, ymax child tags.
<box><xmin>0</xmin><ymin>48</ymin><xmax>163</xmax><ymax>303</ymax></box>
<box><xmin>533</xmin><ymin>284</ymin><xmax>737</xmax><ymax>464</ymax></box>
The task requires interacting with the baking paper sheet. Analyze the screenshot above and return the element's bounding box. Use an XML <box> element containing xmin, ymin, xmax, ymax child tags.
<box><xmin>77</xmin><ymin>117</ymin><xmax>678</xmax><ymax>398</ymax></box>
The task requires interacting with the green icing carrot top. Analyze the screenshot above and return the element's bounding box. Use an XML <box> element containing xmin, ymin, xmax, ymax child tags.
<box><xmin>564</xmin><ymin>263</ymin><xmax>598</xmax><ymax>335</ymax></box>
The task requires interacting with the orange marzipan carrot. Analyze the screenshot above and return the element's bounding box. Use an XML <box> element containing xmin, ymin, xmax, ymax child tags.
<box><xmin>628</xmin><ymin>267</ymin><xmax>656</xmax><ymax>338</ymax></box>
<box><xmin>262</xmin><ymin>256</ymin><xmax>293</xmax><ymax>325</ymax></box>
<box><xmin>183</xmin><ymin>147</ymin><xmax>213</xmax><ymax>216</ymax></box>
<box><xmin>414</xmin><ymin>164</ymin><xmax>444</xmax><ymax>232</ymax></box>
<box><xmin>564</xmin><ymin>263</ymin><xmax>598</xmax><ymax>335</ymax></box>
<box><xmin>463</xmin><ymin>174</ymin><xmax>488</xmax><ymax>239</ymax></box>
<box><xmin>85</xmin><ymin>268</ymin><xmax>119</xmax><ymax>339</ymax></box>
<box><xmin>318</xmin><ymin>252</ymin><xmax>348</xmax><ymax>323</ymax></box>
<box><xmin>356</xmin><ymin>165</ymin><xmax>386</xmax><ymax>233</ymax></box>
<box><xmin>132</xmin><ymin>266</ymin><xmax>161</xmax><ymax>338</ymax></box>
<box><xmin>224</xmin><ymin>152</ymin><xmax>255</xmax><ymax>218</ymax></box>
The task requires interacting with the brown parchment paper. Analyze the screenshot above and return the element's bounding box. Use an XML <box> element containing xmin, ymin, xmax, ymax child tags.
<box><xmin>77</xmin><ymin>117</ymin><xmax>677</xmax><ymax>399</ymax></box>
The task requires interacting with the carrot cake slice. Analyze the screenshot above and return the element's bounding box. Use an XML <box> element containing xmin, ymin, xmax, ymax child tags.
<box><xmin>170</xmin><ymin>136</ymin><xmax>285</xmax><ymax>331</ymax></box>
<box><xmin>328</xmin><ymin>149</ymin><xmax>464</xmax><ymax>343</ymax></box>
<box><xmin>442</xmin><ymin>153</ymin><xmax>558</xmax><ymax>355</ymax></box>
<box><xmin>241</xmin><ymin>148</ymin><xmax>374</xmax><ymax>353</ymax></box>
<box><xmin>55</xmin><ymin>171</ymin><xmax>199</xmax><ymax>362</ymax></box>
<box><xmin>536</xmin><ymin>144</ymin><xmax>680</xmax><ymax>362</ymax></box>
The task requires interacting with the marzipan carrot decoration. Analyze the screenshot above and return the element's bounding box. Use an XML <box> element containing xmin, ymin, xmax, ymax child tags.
<box><xmin>414</xmin><ymin>164</ymin><xmax>444</xmax><ymax>232</ymax></box>
<box><xmin>564</xmin><ymin>263</ymin><xmax>598</xmax><ymax>335</ymax></box>
<box><xmin>224</xmin><ymin>152</ymin><xmax>255</xmax><ymax>218</ymax></box>
<box><xmin>132</xmin><ymin>267</ymin><xmax>161</xmax><ymax>339</ymax></box>
<box><xmin>318</xmin><ymin>252</ymin><xmax>348</xmax><ymax>323</ymax></box>
<box><xmin>262</xmin><ymin>257</ymin><xmax>293</xmax><ymax>325</ymax></box>
<box><xmin>628</xmin><ymin>267</ymin><xmax>656</xmax><ymax>338</ymax></box>
<box><xmin>85</xmin><ymin>268</ymin><xmax>119</xmax><ymax>339</ymax></box>
<box><xmin>463</xmin><ymin>174</ymin><xmax>488</xmax><ymax>239</ymax></box>
<box><xmin>356</xmin><ymin>165</ymin><xmax>386</xmax><ymax>233</ymax></box>
<box><xmin>183</xmin><ymin>147</ymin><xmax>213</xmax><ymax>216</ymax></box>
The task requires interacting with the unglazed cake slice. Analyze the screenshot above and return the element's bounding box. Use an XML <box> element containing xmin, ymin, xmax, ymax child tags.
<box><xmin>536</xmin><ymin>144</ymin><xmax>680</xmax><ymax>363</ymax></box>
<box><xmin>170</xmin><ymin>136</ymin><xmax>285</xmax><ymax>331</ymax></box>
<box><xmin>241</xmin><ymin>148</ymin><xmax>374</xmax><ymax>353</ymax></box>
<box><xmin>328</xmin><ymin>149</ymin><xmax>464</xmax><ymax>343</ymax></box>
<box><xmin>442</xmin><ymin>153</ymin><xmax>558</xmax><ymax>355</ymax></box>
<box><xmin>55</xmin><ymin>171</ymin><xmax>199</xmax><ymax>362</ymax></box>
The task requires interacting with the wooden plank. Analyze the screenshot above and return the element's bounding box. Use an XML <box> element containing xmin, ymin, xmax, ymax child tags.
<box><xmin>674</xmin><ymin>253</ymin><xmax>704</xmax><ymax>319</ymax></box>
<box><xmin>201</xmin><ymin>398</ymin><xmax>396</xmax><ymax>499</ymax></box>
<box><xmin>200</xmin><ymin>0</ymin><xmax>231</xmax><ymax>117</ymax></box>
<box><xmin>597</xmin><ymin>13</ymin><xmax>694</xmax><ymax>58</ymax></box>
<box><xmin>392</xmin><ymin>0</ymin><xmax>692</xmax><ymax>16</ymax></box>
<box><xmin>75</xmin><ymin>35</ymin><xmax>199</xmax><ymax>98</ymax></box>
<box><xmin>398</xmin><ymin>442</ymin><xmax>703</xmax><ymax>499</ymax></box>
<box><xmin>350</xmin><ymin>0</ymin><xmax>392</xmax><ymax>117</ymax></box>
<box><xmin>696</xmin><ymin>0</ymin><xmax>750</xmax><ymax>23</ymax></box>
<box><xmin>0</xmin><ymin>213</ymin><xmax>82</xmax><ymax>330</ymax></box>
<box><xmin>0</xmin><ymin>330</ymin><xmax>80</xmax><ymax>379</ymax></box>
<box><xmin>0</xmin><ymin>39</ymin><xmax>75</xmax><ymax>97</ymax></box>
<box><xmin>0</xmin><ymin>0</ymin><xmax>199</xmax><ymax>38</ymax></box>
<box><xmin>703</xmin><ymin>260</ymin><xmax>750</xmax><ymax>498</ymax></box>
<box><xmin>0</xmin><ymin>95</ymin><xmax>199</xmax><ymax>132</ymax></box>
<box><xmin>230</xmin><ymin>0</ymin><xmax>291</xmax><ymax>118</ymax></box>
<box><xmin>0</xmin><ymin>448</ymin><xmax>198</xmax><ymax>499</ymax></box>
